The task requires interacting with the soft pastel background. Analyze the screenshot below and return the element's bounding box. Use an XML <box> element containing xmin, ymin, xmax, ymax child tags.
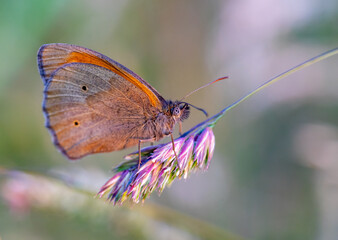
<box><xmin>0</xmin><ymin>0</ymin><xmax>337</xmax><ymax>239</ymax></box>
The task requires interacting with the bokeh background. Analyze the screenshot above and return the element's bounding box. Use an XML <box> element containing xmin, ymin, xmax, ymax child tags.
<box><xmin>0</xmin><ymin>0</ymin><xmax>337</xmax><ymax>239</ymax></box>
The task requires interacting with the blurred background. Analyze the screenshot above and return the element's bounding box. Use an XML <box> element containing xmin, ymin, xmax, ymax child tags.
<box><xmin>0</xmin><ymin>0</ymin><xmax>337</xmax><ymax>239</ymax></box>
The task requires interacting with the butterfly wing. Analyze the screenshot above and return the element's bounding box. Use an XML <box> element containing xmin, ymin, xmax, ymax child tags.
<box><xmin>37</xmin><ymin>43</ymin><xmax>167</xmax><ymax>109</ymax></box>
<box><xmin>43</xmin><ymin>62</ymin><xmax>163</xmax><ymax>159</ymax></box>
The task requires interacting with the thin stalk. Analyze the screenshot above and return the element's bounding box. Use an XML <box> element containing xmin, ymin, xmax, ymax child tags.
<box><xmin>183</xmin><ymin>47</ymin><xmax>338</xmax><ymax>136</ymax></box>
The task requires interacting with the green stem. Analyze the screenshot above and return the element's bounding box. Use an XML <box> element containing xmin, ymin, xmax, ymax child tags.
<box><xmin>185</xmin><ymin>47</ymin><xmax>338</xmax><ymax>134</ymax></box>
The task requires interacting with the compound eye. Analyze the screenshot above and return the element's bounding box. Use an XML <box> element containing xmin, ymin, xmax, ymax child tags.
<box><xmin>173</xmin><ymin>107</ymin><xmax>180</xmax><ymax>116</ymax></box>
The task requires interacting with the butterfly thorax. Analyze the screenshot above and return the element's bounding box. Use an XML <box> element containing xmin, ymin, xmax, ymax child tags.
<box><xmin>148</xmin><ymin>100</ymin><xmax>190</xmax><ymax>141</ymax></box>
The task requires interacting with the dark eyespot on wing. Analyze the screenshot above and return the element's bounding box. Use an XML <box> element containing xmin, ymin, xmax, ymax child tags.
<box><xmin>43</xmin><ymin>62</ymin><xmax>160</xmax><ymax>159</ymax></box>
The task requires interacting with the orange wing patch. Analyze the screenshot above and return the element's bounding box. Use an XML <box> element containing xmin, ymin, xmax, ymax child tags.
<box><xmin>38</xmin><ymin>44</ymin><xmax>162</xmax><ymax>109</ymax></box>
<box><xmin>66</xmin><ymin>51</ymin><xmax>161</xmax><ymax>108</ymax></box>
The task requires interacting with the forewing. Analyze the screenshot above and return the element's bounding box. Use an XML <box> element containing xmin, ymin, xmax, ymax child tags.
<box><xmin>37</xmin><ymin>43</ymin><xmax>166</xmax><ymax>109</ymax></box>
<box><xmin>44</xmin><ymin>63</ymin><xmax>158</xmax><ymax>159</ymax></box>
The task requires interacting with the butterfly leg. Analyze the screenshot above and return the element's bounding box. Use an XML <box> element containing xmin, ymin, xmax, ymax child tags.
<box><xmin>137</xmin><ymin>138</ymin><xmax>156</xmax><ymax>169</ymax></box>
<box><xmin>138</xmin><ymin>140</ymin><xmax>142</xmax><ymax>169</ymax></box>
<box><xmin>179</xmin><ymin>121</ymin><xmax>183</xmax><ymax>135</ymax></box>
<box><xmin>170</xmin><ymin>133</ymin><xmax>179</xmax><ymax>161</ymax></box>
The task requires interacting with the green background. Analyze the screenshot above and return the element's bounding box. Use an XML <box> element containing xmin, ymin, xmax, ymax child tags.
<box><xmin>0</xmin><ymin>0</ymin><xmax>337</xmax><ymax>239</ymax></box>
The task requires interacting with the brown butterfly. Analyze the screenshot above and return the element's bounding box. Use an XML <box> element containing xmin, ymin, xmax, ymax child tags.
<box><xmin>37</xmin><ymin>43</ymin><xmax>211</xmax><ymax>166</ymax></box>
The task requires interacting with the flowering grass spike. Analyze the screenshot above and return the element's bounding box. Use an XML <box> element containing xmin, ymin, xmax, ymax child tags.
<box><xmin>98</xmin><ymin>48</ymin><xmax>338</xmax><ymax>205</ymax></box>
<box><xmin>98</xmin><ymin>126</ymin><xmax>215</xmax><ymax>205</ymax></box>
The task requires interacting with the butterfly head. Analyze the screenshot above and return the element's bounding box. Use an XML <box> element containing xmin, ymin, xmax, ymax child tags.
<box><xmin>167</xmin><ymin>100</ymin><xmax>190</xmax><ymax>122</ymax></box>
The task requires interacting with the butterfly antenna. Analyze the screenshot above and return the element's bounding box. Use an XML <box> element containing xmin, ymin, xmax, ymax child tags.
<box><xmin>180</xmin><ymin>76</ymin><xmax>228</xmax><ymax>102</ymax></box>
<box><xmin>180</xmin><ymin>102</ymin><xmax>208</xmax><ymax>117</ymax></box>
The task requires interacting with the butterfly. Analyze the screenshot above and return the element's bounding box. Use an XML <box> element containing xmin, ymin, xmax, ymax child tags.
<box><xmin>37</xmin><ymin>43</ymin><xmax>203</xmax><ymax>166</ymax></box>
